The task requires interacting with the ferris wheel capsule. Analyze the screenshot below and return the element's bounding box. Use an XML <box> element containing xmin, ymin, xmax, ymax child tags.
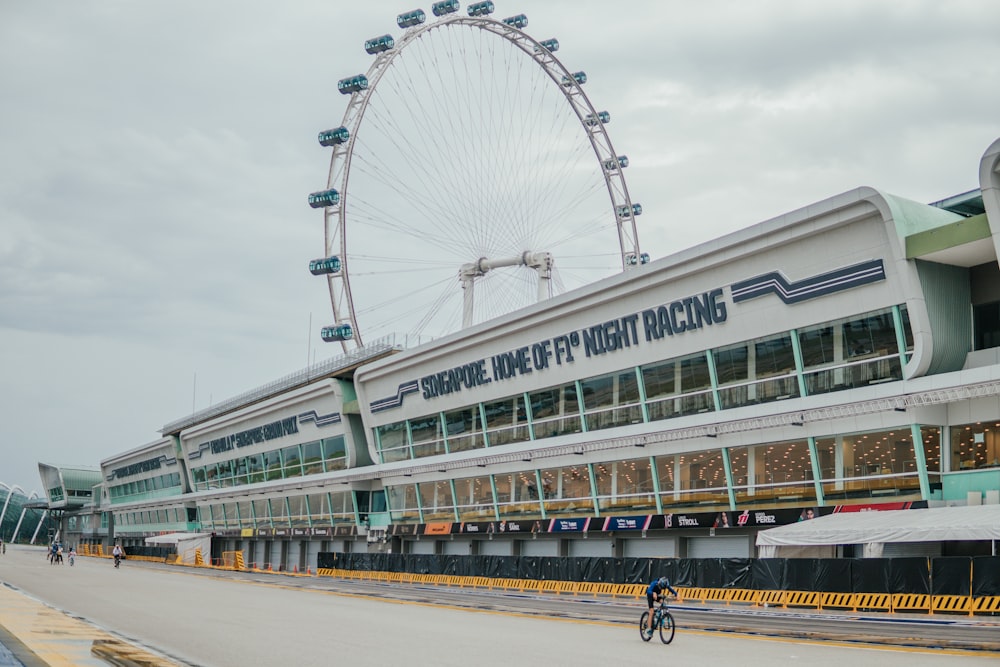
<box><xmin>364</xmin><ymin>34</ymin><xmax>395</xmax><ymax>54</ymax></box>
<box><xmin>584</xmin><ymin>110</ymin><xmax>610</xmax><ymax>127</ymax></box>
<box><xmin>318</xmin><ymin>127</ymin><xmax>350</xmax><ymax>147</ymax></box>
<box><xmin>467</xmin><ymin>1</ymin><xmax>494</xmax><ymax>17</ymax></box>
<box><xmin>308</xmin><ymin>189</ymin><xmax>340</xmax><ymax>208</ymax></box>
<box><xmin>321</xmin><ymin>324</ymin><xmax>354</xmax><ymax>342</ymax></box>
<box><xmin>617</xmin><ymin>203</ymin><xmax>642</xmax><ymax>218</ymax></box>
<box><xmin>309</xmin><ymin>256</ymin><xmax>342</xmax><ymax>275</ymax></box>
<box><xmin>536</xmin><ymin>38</ymin><xmax>559</xmax><ymax>53</ymax></box>
<box><xmin>561</xmin><ymin>71</ymin><xmax>587</xmax><ymax>87</ymax></box>
<box><xmin>431</xmin><ymin>0</ymin><xmax>459</xmax><ymax>16</ymax></box>
<box><xmin>502</xmin><ymin>14</ymin><xmax>528</xmax><ymax>29</ymax></box>
<box><xmin>397</xmin><ymin>9</ymin><xmax>426</xmax><ymax>28</ymax></box>
<box><xmin>337</xmin><ymin>75</ymin><xmax>368</xmax><ymax>94</ymax></box>
<box><xmin>603</xmin><ymin>155</ymin><xmax>629</xmax><ymax>171</ymax></box>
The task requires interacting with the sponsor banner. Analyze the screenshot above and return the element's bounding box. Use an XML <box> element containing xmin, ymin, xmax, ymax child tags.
<box><xmin>333</xmin><ymin>525</ymin><xmax>357</xmax><ymax>537</ymax></box>
<box><xmin>291</xmin><ymin>528</ymin><xmax>310</xmax><ymax>537</ymax></box>
<box><xmin>424</xmin><ymin>522</ymin><xmax>453</xmax><ymax>536</ymax></box>
<box><xmin>490</xmin><ymin>519</ymin><xmax>533</xmax><ymax>534</ymax></box>
<box><xmin>548</xmin><ymin>517</ymin><xmax>589</xmax><ymax>533</ymax></box>
<box><xmin>257</xmin><ymin>528</ymin><xmax>273</xmax><ymax>537</ymax></box>
<box><xmin>457</xmin><ymin>522</ymin><xmax>492</xmax><ymax>534</ymax></box>
<box><xmin>240</xmin><ymin>528</ymin><xmax>255</xmax><ymax>538</ymax></box>
<box><xmin>380</xmin><ymin>503</ymin><xmax>928</xmax><ymax>537</ymax></box>
<box><xmin>274</xmin><ymin>528</ymin><xmax>291</xmax><ymax>537</ymax></box>
<box><xmin>311</xmin><ymin>527</ymin><xmax>332</xmax><ymax>537</ymax></box>
<box><xmin>602</xmin><ymin>515</ymin><xmax>651</xmax><ymax>531</ymax></box>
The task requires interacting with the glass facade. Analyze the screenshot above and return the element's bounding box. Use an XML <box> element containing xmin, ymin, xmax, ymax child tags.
<box><xmin>377</xmin><ymin>424</ymin><xmax>938</xmax><ymax>523</ymax></box>
<box><xmin>189</xmin><ymin>436</ymin><xmax>347</xmax><ymax>492</ymax></box>
<box><xmin>951</xmin><ymin>421</ymin><xmax>1000</xmax><ymax>470</ymax></box>
<box><xmin>375</xmin><ymin>305</ymin><xmax>911</xmax><ymax>463</ymax></box>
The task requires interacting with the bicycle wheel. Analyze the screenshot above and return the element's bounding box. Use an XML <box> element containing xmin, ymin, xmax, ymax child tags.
<box><xmin>658</xmin><ymin>610</ymin><xmax>675</xmax><ymax>644</ymax></box>
<box><xmin>639</xmin><ymin>612</ymin><xmax>652</xmax><ymax>642</ymax></box>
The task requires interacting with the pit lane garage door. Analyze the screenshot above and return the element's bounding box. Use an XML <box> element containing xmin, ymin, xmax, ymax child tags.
<box><xmin>686</xmin><ymin>535</ymin><xmax>750</xmax><ymax>558</ymax></box>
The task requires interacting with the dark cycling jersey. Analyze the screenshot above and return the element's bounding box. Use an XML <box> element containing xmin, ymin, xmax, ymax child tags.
<box><xmin>647</xmin><ymin>578</ymin><xmax>678</xmax><ymax>597</ymax></box>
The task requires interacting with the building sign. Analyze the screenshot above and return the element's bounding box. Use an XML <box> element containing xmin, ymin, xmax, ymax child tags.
<box><xmin>409</xmin><ymin>288</ymin><xmax>727</xmax><ymax>404</ymax></box>
<box><xmin>110</xmin><ymin>456</ymin><xmax>165</xmax><ymax>480</ymax></box>
<box><xmin>198</xmin><ymin>417</ymin><xmax>300</xmax><ymax>456</ymax></box>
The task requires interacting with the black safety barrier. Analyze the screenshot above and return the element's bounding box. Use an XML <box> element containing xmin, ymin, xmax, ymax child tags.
<box><xmin>319</xmin><ymin>552</ymin><xmax>997</xmax><ymax>597</ymax></box>
<box><xmin>851</xmin><ymin>557</ymin><xmax>888</xmax><ymax>592</ymax></box>
<box><xmin>752</xmin><ymin>559</ymin><xmax>784</xmax><ymax>590</ymax></box>
<box><xmin>971</xmin><ymin>556</ymin><xmax>1000</xmax><ymax>597</ymax></box>
<box><xmin>720</xmin><ymin>558</ymin><xmax>753</xmax><ymax>588</ymax></box>
<box><xmin>811</xmin><ymin>558</ymin><xmax>852</xmax><ymax>592</ymax></box>
<box><xmin>889</xmin><ymin>557</ymin><xmax>930</xmax><ymax>594</ymax></box>
<box><xmin>932</xmin><ymin>557</ymin><xmax>971</xmax><ymax>595</ymax></box>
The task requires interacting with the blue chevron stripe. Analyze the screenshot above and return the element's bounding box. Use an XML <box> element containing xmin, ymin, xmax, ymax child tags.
<box><xmin>371</xmin><ymin>380</ymin><xmax>420</xmax><ymax>413</ymax></box>
<box><xmin>731</xmin><ymin>259</ymin><xmax>885</xmax><ymax>304</ymax></box>
<box><xmin>298</xmin><ymin>410</ymin><xmax>342</xmax><ymax>427</ymax></box>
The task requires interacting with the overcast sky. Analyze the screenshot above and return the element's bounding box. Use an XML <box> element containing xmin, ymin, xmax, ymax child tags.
<box><xmin>2</xmin><ymin>1</ymin><xmax>999</xmax><ymax>494</ymax></box>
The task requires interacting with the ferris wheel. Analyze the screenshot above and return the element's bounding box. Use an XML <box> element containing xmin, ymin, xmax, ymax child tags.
<box><xmin>310</xmin><ymin>1</ymin><xmax>646</xmax><ymax>351</ymax></box>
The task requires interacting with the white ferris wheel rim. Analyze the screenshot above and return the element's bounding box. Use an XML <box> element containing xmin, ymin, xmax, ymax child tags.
<box><xmin>321</xmin><ymin>12</ymin><xmax>641</xmax><ymax>351</ymax></box>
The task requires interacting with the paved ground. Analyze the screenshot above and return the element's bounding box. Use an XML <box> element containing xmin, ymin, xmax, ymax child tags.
<box><xmin>1</xmin><ymin>544</ymin><xmax>998</xmax><ymax>666</ymax></box>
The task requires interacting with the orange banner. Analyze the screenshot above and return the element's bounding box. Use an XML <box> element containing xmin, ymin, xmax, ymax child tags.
<box><xmin>423</xmin><ymin>523</ymin><xmax>453</xmax><ymax>535</ymax></box>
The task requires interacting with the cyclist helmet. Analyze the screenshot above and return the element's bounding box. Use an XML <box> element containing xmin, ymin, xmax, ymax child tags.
<box><xmin>658</xmin><ymin>576</ymin><xmax>668</xmax><ymax>588</ymax></box>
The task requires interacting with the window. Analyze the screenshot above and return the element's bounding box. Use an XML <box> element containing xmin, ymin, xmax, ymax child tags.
<box><xmin>281</xmin><ymin>445</ymin><xmax>302</xmax><ymax>479</ymax></box>
<box><xmin>302</xmin><ymin>441</ymin><xmax>323</xmax><ymax>475</ymax></box>
<box><xmin>581</xmin><ymin>370</ymin><xmax>642</xmax><ymax>431</ymax></box>
<box><xmin>974</xmin><ymin>301</ymin><xmax>1000</xmax><ymax>350</ymax></box>
<box><xmin>529</xmin><ymin>383</ymin><xmax>581</xmax><ymax>438</ymax></box>
<box><xmin>643</xmin><ymin>352</ymin><xmax>713</xmax><ymax>421</ymax></box>
<box><xmin>410</xmin><ymin>414</ymin><xmax>445</xmax><ymax>457</ymax></box>
<box><xmin>376</xmin><ymin>422</ymin><xmax>408</xmax><ymax>463</ymax></box>
<box><xmin>951</xmin><ymin>421</ymin><xmax>1000</xmax><ymax>470</ymax></box>
<box><xmin>482</xmin><ymin>396</ymin><xmax>529</xmax><ymax>446</ymax></box>
<box><xmin>323</xmin><ymin>436</ymin><xmax>346</xmax><ymax>471</ymax></box>
<box><xmin>444</xmin><ymin>407</ymin><xmax>483</xmax><ymax>453</ymax></box>
<box><xmin>593</xmin><ymin>457</ymin><xmax>656</xmax><ymax>512</ymax></box>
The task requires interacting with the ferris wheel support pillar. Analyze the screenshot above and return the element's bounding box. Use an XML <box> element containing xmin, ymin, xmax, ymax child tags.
<box><xmin>459</xmin><ymin>251</ymin><xmax>554</xmax><ymax>328</ymax></box>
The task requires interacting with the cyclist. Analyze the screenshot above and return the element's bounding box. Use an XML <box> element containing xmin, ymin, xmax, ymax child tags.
<box><xmin>112</xmin><ymin>544</ymin><xmax>123</xmax><ymax>568</ymax></box>
<box><xmin>645</xmin><ymin>576</ymin><xmax>678</xmax><ymax>638</ymax></box>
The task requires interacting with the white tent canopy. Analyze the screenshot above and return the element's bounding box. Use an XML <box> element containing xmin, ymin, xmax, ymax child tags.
<box><xmin>144</xmin><ymin>532</ymin><xmax>212</xmax><ymax>565</ymax></box>
<box><xmin>756</xmin><ymin>504</ymin><xmax>1000</xmax><ymax>553</ymax></box>
<box><xmin>144</xmin><ymin>532</ymin><xmax>212</xmax><ymax>545</ymax></box>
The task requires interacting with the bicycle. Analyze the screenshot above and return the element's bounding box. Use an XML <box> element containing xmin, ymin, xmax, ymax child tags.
<box><xmin>114</xmin><ymin>554</ymin><xmax>121</xmax><ymax>568</ymax></box>
<box><xmin>639</xmin><ymin>599</ymin><xmax>675</xmax><ymax>644</ymax></box>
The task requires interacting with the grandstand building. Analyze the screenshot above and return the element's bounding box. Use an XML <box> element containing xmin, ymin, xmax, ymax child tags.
<box><xmin>42</xmin><ymin>137</ymin><xmax>1000</xmax><ymax>570</ymax></box>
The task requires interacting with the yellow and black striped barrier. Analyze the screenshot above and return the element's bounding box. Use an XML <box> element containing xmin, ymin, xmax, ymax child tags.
<box><xmin>243</xmin><ymin>567</ymin><xmax>1000</xmax><ymax>617</ymax></box>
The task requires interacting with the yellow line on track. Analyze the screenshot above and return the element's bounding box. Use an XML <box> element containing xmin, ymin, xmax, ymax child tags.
<box><xmin>0</xmin><ymin>584</ymin><xmax>180</xmax><ymax>666</ymax></box>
